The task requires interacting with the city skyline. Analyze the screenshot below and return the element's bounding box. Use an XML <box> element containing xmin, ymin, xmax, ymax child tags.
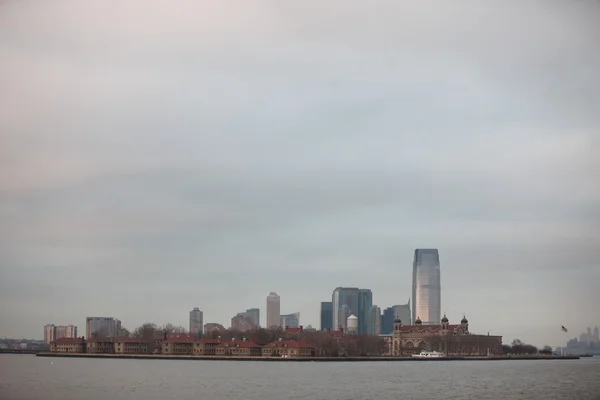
<box><xmin>1</xmin><ymin>0</ymin><xmax>598</xmax><ymax>348</ymax></box>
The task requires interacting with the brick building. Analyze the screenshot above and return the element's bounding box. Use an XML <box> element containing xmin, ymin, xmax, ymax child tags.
<box><xmin>391</xmin><ymin>315</ymin><xmax>502</xmax><ymax>356</ymax></box>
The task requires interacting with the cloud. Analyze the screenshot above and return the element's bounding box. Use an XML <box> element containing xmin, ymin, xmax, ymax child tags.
<box><xmin>0</xmin><ymin>0</ymin><xmax>599</xmax><ymax>346</ymax></box>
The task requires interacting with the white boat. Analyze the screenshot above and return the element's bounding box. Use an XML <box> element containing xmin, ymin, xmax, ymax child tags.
<box><xmin>412</xmin><ymin>350</ymin><xmax>445</xmax><ymax>359</ymax></box>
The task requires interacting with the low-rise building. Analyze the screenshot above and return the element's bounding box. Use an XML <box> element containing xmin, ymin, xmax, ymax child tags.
<box><xmin>262</xmin><ymin>340</ymin><xmax>315</xmax><ymax>357</ymax></box>
<box><xmin>162</xmin><ymin>334</ymin><xmax>196</xmax><ymax>355</ymax></box>
<box><xmin>50</xmin><ymin>337</ymin><xmax>85</xmax><ymax>353</ymax></box>
<box><xmin>86</xmin><ymin>338</ymin><xmax>115</xmax><ymax>354</ymax></box>
<box><xmin>215</xmin><ymin>339</ymin><xmax>261</xmax><ymax>356</ymax></box>
<box><xmin>114</xmin><ymin>338</ymin><xmax>150</xmax><ymax>354</ymax></box>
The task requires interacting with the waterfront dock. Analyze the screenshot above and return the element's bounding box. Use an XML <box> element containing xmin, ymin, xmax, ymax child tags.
<box><xmin>35</xmin><ymin>353</ymin><xmax>581</xmax><ymax>361</ymax></box>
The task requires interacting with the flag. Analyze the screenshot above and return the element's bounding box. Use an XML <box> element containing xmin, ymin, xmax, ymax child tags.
<box><xmin>561</xmin><ymin>326</ymin><xmax>568</xmax><ymax>332</ymax></box>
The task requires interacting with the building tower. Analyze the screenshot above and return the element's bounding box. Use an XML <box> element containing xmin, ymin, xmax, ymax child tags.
<box><xmin>412</xmin><ymin>249</ymin><xmax>441</xmax><ymax>325</ymax></box>
<box><xmin>189</xmin><ymin>307</ymin><xmax>203</xmax><ymax>337</ymax></box>
<box><xmin>266</xmin><ymin>292</ymin><xmax>281</xmax><ymax>328</ymax></box>
<box><xmin>320</xmin><ymin>302</ymin><xmax>333</xmax><ymax>331</ymax></box>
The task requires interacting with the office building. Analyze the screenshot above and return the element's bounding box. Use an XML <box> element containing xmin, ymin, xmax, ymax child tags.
<box><xmin>332</xmin><ymin>287</ymin><xmax>373</xmax><ymax>334</ymax></box>
<box><xmin>320</xmin><ymin>302</ymin><xmax>333</xmax><ymax>331</ymax></box>
<box><xmin>189</xmin><ymin>307</ymin><xmax>204</xmax><ymax>337</ymax></box>
<box><xmin>266</xmin><ymin>292</ymin><xmax>281</xmax><ymax>328</ymax></box>
<box><xmin>357</xmin><ymin>289</ymin><xmax>373</xmax><ymax>334</ymax></box>
<box><xmin>381</xmin><ymin>302</ymin><xmax>411</xmax><ymax>334</ymax></box>
<box><xmin>412</xmin><ymin>249</ymin><xmax>441</xmax><ymax>325</ymax></box>
<box><xmin>280</xmin><ymin>312</ymin><xmax>300</xmax><ymax>328</ymax></box>
<box><xmin>85</xmin><ymin>317</ymin><xmax>121</xmax><ymax>339</ymax></box>
<box><xmin>44</xmin><ymin>324</ymin><xmax>77</xmax><ymax>344</ymax></box>
<box><xmin>244</xmin><ymin>308</ymin><xmax>260</xmax><ymax>328</ymax></box>
<box><xmin>332</xmin><ymin>287</ymin><xmax>358</xmax><ymax>330</ymax></box>
<box><xmin>367</xmin><ymin>305</ymin><xmax>381</xmax><ymax>335</ymax></box>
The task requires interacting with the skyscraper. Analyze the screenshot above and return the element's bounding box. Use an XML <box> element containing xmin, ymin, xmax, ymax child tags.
<box><xmin>332</xmin><ymin>287</ymin><xmax>358</xmax><ymax>330</ymax></box>
<box><xmin>266</xmin><ymin>292</ymin><xmax>280</xmax><ymax>328</ymax></box>
<box><xmin>280</xmin><ymin>312</ymin><xmax>300</xmax><ymax>328</ymax></box>
<box><xmin>332</xmin><ymin>287</ymin><xmax>372</xmax><ymax>334</ymax></box>
<box><xmin>86</xmin><ymin>317</ymin><xmax>120</xmax><ymax>339</ymax></box>
<box><xmin>189</xmin><ymin>307</ymin><xmax>203</xmax><ymax>337</ymax></box>
<box><xmin>367</xmin><ymin>305</ymin><xmax>381</xmax><ymax>335</ymax></box>
<box><xmin>381</xmin><ymin>302</ymin><xmax>411</xmax><ymax>334</ymax></box>
<box><xmin>244</xmin><ymin>308</ymin><xmax>260</xmax><ymax>327</ymax></box>
<box><xmin>412</xmin><ymin>249</ymin><xmax>441</xmax><ymax>325</ymax></box>
<box><xmin>320</xmin><ymin>302</ymin><xmax>333</xmax><ymax>331</ymax></box>
<box><xmin>357</xmin><ymin>289</ymin><xmax>373</xmax><ymax>334</ymax></box>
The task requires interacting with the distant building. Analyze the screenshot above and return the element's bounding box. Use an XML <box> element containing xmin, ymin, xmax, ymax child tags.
<box><xmin>231</xmin><ymin>313</ymin><xmax>256</xmax><ymax>331</ymax></box>
<box><xmin>332</xmin><ymin>287</ymin><xmax>358</xmax><ymax>330</ymax></box>
<box><xmin>367</xmin><ymin>305</ymin><xmax>381</xmax><ymax>335</ymax></box>
<box><xmin>357</xmin><ymin>289</ymin><xmax>373</xmax><ymax>334</ymax></box>
<box><xmin>189</xmin><ymin>308</ymin><xmax>204</xmax><ymax>337</ymax></box>
<box><xmin>381</xmin><ymin>302</ymin><xmax>411</xmax><ymax>334</ymax></box>
<box><xmin>44</xmin><ymin>324</ymin><xmax>77</xmax><ymax>344</ymax></box>
<box><xmin>280</xmin><ymin>312</ymin><xmax>300</xmax><ymax>328</ymax></box>
<box><xmin>266</xmin><ymin>292</ymin><xmax>281</xmax><ymax>328</ymax></box>
<box><xmin>412</xmin><ymin>249</ymin><xmax>441</xmax><ymax>325</ymax></box>
<box><xmin>244</xmin><ymin>308</ymin><xmax>260</xmax><ymax>328</ymax></box>
<box><xmin>86</xmin><ymin>317</ymin><xmax>121</xmax><ymax>339</ymax></box>
<box><xmin>332</xmin><ymin>287</ymin><xmax>373</xmax><ymax>334</ymax></box>
<box><xmin>320</xmin><ymin>302</ymin><xmax>333</xmax><ymax>331</ymax></box>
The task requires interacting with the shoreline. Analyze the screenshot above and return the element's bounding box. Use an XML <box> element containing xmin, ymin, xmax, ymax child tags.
<box><xmin>35</xmin><ymin>353</ymin><xmax>581</xmax><ymax>361</ymax></box>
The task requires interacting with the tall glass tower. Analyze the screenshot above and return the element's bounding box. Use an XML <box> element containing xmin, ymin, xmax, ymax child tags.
<box><xmin>412</xmin><ymin>249</ymin><xmax>441</xmax><ymax>325</ymax></box>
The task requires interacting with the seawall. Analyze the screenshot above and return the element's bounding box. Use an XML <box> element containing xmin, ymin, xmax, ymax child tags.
<box><xmin>35</xmin><ymin>353</ymin><xmax>581</xmax><ymax>361</ymax></box>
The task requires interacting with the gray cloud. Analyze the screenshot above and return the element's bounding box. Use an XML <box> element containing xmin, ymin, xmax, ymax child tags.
<box><xmin>1</xmin><ymin>0</ymin><xmax>599</xmax><ymax>346</ymax></box>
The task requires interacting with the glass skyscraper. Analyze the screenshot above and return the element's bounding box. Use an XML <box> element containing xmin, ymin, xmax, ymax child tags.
<box><xmin>412</xmin><ymin>249</ymin><xmax>441</xmax><ymax>325</ymax></box>
<box><xmin>331</xmin><ymin>287</ymin><xmax>372</xmax><ymax>334</ymax></box>
<box><xmin>320</xmin><ymin>302</ymin><xmax>333</xmax><ymax>331</ymax></box>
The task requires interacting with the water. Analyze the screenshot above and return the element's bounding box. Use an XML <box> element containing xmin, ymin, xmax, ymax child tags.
<box><xmin>1</xmin><ymin>355</ymin><xmax>599</xmax><ymax>400</ymax></box>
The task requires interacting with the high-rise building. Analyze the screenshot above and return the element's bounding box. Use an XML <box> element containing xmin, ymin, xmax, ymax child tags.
<box><xmin>189</xmin><ymin>307</ymin><xmax>204</xmax><ymax>337</ymax></box>
<box><xmin>381</xmin><ymin>302</ymin><xmax>411</xmax><ymax>334</ymax></box>
<box><xmin>412</xmin><ymin>249</ymin><xmax>441</xmax><ymax>325</ymax></box>
<box><xmin>266</xmin><ymin>292</ymin><xmax>281</xmax><ymax>328</ymax></box>
<box><xmin>367</xmin><ymin>305</ymin><xmax>381</xmax><ymax>335</ymax></box>
<box><xmin>594</xmin><ymin>326</ymin><xmax>599</xmax><ymax>342</ymax></box>
<box><xmin>332</xmin><ymin>287</ymin><xmax>373</xmax><ymax>334</ymax></box>
<box><xmin>43</xmin><ymin>324</ymin><xmax>78</xmax><ymax>344</ymax></box>
<box><xmin>231</xmin><ymin>313</ymin><xmax>256</xmax><ymax>331</ymax></box>
<box><xmin>332</xmin><ymin>287</ymin><xmax>359</xmax><ymax>330</ymax></box>
<box><xmin>357</xmin><ymin>289</ymin><xmax>373</xmax><ymax>334</ymax></box>
<box><xmin>320</xmin><ymin>302</ymin><xmax>333</xmax><ymax>331</ymax></box>
<box><xmin>244</xmin><ymin>308</ymin><xmax>260</xmax><ymax>328</ymax></box>
<box><xmin>86</xmin><ymin>317</ymin><xmax>120</xmax><ymax>339</ymax></box>
<box><xmin>280</xmin><ymin>312</ymin><xmax>300</xmax><ymax>328</ymax></box>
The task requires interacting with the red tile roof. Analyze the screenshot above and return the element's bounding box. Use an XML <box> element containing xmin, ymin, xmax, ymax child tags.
<box><xmin>51</xmin><ymin>337</ymin><xmax>84</xmax><ymax>344</ymax></box>
<box><xmin>113</xmin><ymin>338</ymin><xmax>144</xmax><ymax>343</ymax></box>
<box><xmin>216</xmin><ymin>339</ymin><xmax>260</xmax><ymax>348</ymax></box>
<box><xmin>399</xmin><ymin>324</ymin><xmax>465</xmax><ymax>333</ymax></box>
<box><xmin>199</xmin><ymin>338</ymin><xmax>222</xmax><ymax>344</ymax></box>
<box><xmin>264</xmin><ymin>340</ymin><xmax>314</xmax><ymax>348</ymax></box>
<box><xmin>327</xmin><ymin>330</ymin><xmax>345</xmax><ymax>338</ymax></box>
<box><xmin>163</xmin><ymin>334</ymin><xmax>197</xmax><ymax>344</ymax></box>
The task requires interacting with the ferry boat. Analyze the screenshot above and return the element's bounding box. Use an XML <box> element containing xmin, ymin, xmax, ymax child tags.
<box><xmin>412</xmin><ymin>350</ymin><xmax>445</xmax><ymax>359</ymax></box>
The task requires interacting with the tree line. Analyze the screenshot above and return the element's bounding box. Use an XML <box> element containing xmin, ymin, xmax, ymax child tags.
<box><xmin>502</xmin><ymin>339</ymin><xmax>553</xmax><ymax>355</ymax></box>
<box><xmin>124</xmin><ymin>323</ymin><xmax>386</xmax><ymax>356</ymax></box>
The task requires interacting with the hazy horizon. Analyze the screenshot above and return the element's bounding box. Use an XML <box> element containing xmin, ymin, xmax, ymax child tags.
<box><xmin>1</xmin><ymin>0</ymin><xmax>599</xmax><ymax>347</ymax></box>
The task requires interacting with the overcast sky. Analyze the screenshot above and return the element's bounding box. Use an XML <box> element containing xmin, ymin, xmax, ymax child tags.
<box><xmin>1</xmin><ymin>0</ymin><xmax>599</xmax><ymax>347</ymax></box>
